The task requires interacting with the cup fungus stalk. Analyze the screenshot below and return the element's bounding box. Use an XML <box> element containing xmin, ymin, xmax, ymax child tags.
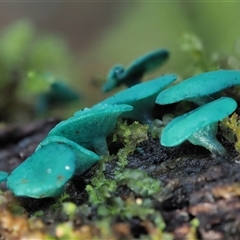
<box><xmin>188</xmin><ymin>123</ymin><xmax>226</xmax><ymax>156</ymax></box>
<box><xmin>160</xmin><ymin>97</ymin><xmax>237</xmax><ymax>156</ymax></box>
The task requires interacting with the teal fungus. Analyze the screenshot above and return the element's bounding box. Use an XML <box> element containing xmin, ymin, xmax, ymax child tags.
<box><xmin>7</xmin><ymin>143</ymin><xmax>76</xmax><ymax>198</ymax></box>
<box><xmin>3</xmin><ymin>68</ymin><xmax>239</xmax><ymax>199</ymax></box>
<box><xmin>37</xmin><ymin>81</ymin><xmax>80</xmax><ymax>113</ymax></box>
<box><xmin>95</xmin><ymin>74</ymin><xmax>177</xmax><ymax>125</ymax></box>
<box><xmin>3</xmin><ymin>104</ymin><xmax>131</xmax><ymax>198</ymax></box>
<box><xmin>36</xmin><ymin>135</ymin><xmax>100</xmax><ymax>175</ymax></box>
<box><xmin>50</xmin><ymin>104</ymin><xmax>133</xmax><ymax>155</ymax></box>
<box><xmin>102</xmin><ymin>49</ymin><xmax>169</xmax><ymax>92</ymax></box>
<box><xmin>156</xmin><ymin>70</ymin><xmax>240</xmax><ymax>105</ymax></box>
<box><xmin>160</xmin><ymin>97</ymin><xmax>237</xmax><ymax>155</ymax></box>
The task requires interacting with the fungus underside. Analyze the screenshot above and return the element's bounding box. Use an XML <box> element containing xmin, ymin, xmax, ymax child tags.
<box><xmin>102</xmin><ymin>48</ymin><xmax>169</xmax><ymax>92</ymax></box>
<box><xmin>49</xmin><ymin>104</ymin><xmax>133</xmax><ymax>155</ymax></box>
<box><xmin>95</xmin><ymin>74</ymin><xmax>177</xmax><ymax>125</ymax></box>
<box><xmin>160</xmin><ymin>97</ymin><xmax>237</xmax><ymax>155</ymax></box>
<box><xmin>156</xmin><ymin>70</ymin><xmax>240</xmax><ymax>105</ymax></box>
<box><xmin>7</xmin><ymin>143</ymin><xmax>76</xmax><ymax>198</ymax></box>
<box><xmin>36</xmin><ymin>135</ymin><xmax>100</xmax><ymax>175</ymax></box>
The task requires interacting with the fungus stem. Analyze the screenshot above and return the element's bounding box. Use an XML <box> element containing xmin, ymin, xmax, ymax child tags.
<box><xmin>188</xmin><ymin>96</ymin><xmax>215</xmax><ymax>105</ymax></box>
<box><xmin>188</xmin><ymin>123</ymin><xmax>226</xmax><ymax>156</ymax></box>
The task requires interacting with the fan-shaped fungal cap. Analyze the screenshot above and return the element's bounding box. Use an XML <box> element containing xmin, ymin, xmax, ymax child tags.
<box><xmin>50</xmin><ymin>104</ymin><xmax>133</xmax><ymax>155</ymax></box>
<box><xmin>161</xmin><ymin>97</ymin><xmax>237</xmax><ymax>147</ymax></box>
<box><xmin>124</xmin><ymin>48</ymin><xmax>169</xmax><ymax>76</ymax></box>
<box><xmin>48</xmin><ymin>81</ymin><xmax>80</xmax><ymax>102</ymax></box>
<box><xmin>7</xmin><ymin>143</ymin><xmax>76</xmax><ymax>198</ymax></box>
<box><xmin>0</xmin><ymin>171</ymin><xmax>8</xmax><ymax>183</ymax></box>
<box><xmin>36</xmin><ymin>135</ymin><xmax>100</xmax><ymax>175</ymax></box>
<box><xmin>102</xmin><ymin>65</ymin><xmax>125</xmax><ymax>92</ymax></box>
<box><xmin>38</xmin><ymin>81</ymin><xmax>80</xmax><ymax>113</ymax></box>
<box><xmin>102</xmin><ymin>49</ymin><xmax>169</xmax><ymax>92</ymax></box>
<box><xmin>156</xmin><ymin>70</ymin><xmax>240</xmax><ymax>105</ymax></box>
<box><xmin>97</xmin><ymin>74</ymin><xmax>177</xmax><ymax>125</ymax></box>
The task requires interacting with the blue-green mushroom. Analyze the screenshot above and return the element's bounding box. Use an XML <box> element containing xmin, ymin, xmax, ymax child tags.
<box><xmin>7</xmin><ymin>143</ymin><xmax>76</xmax><ymax>198</ymax></box>
<box><xmin>102</xmin><ymin>49</ymin><xmax>169</xmax><ymax>92</ymax></box>
<box><xmin>95</xmin><ymin>74</ymin><xmax>177</xmax><ymax>125</ymax></box>
<box><xmin>160</xmin><ymin>97</ymin><xmax>237</xmax><ymax>155</ymax></box>
<box><xmin>49</xmin><ymin>104</ymin><xmax>133</xmax><ymax>155</ymax></box>
<box><xmin>37</xmin><ymin>81</ymin><xmax>80</xmax><ymax>113</ymax></box>
<box><xmin>36</xmin><ymin>135</ymin><xmax>100</xmax><ymax>175</ymax></box>
<box><xmin>156</xmin><ymin>70</ymin><xmax>240</xmax><ymax>105</ymax></box>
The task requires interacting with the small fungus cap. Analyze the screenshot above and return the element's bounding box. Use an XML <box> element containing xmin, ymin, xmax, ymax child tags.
<box><xmin>96</xmin><ymin>74</ymin><xmax>177</xmax><ymax>106</ymax></box>
<box><xmin>95</xmin><ymin>74</ymin><xmax>177</xmax><ymax>124</ymax></box>
<box><xmin>125</xmin><ymin>48</ymin><xmax>169</xmax><ymax>77</ymax></box>
<box><xmin>36</xmin><ymin>135</ymin><xmax>100</xmax><ymax>175</ymax></box>
<box><xmin>50</xmin><ymin>104</ymin><xmax>133</xmax><ymax>155</ymax></box>
<box><xmin>107</xmin><ymin>64</ymin><xmax>125</xmax><ymax>82</ymax></box>
<box><xmin>0</xmin><ymin>171</ymin><xmax>8</xmax><ymax>183</ymax></box>
<box><xmin>7</xmin><ymin>143</ymin><xmax>76</xmax><ymax>198</ymax></box>
<box><xmin>48</xmin><ymin>81</ymin><xmax>80</xmax><ymax>102</ymax></box>
<box><xmin>102</xmin><ymin>65</ymin><xmax>125</xmax><ymax>92</ymax></box>
<box><xmin>161</xmin><ymin>97</ymin><xmax>237</xmax><ymax>147</ymax></box>
<box><xmin>102</xmin><ymin>49</ymin><xmax>170</xmax><ymax>92</ymax></box>
<box><xmin>156</xmin><ymin>70</ymin><xmax>240</xmax><ymax>105</ymax></box>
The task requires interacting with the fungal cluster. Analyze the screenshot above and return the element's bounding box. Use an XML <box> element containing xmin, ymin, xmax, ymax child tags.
<box><xmin>1</xmin><ymin>104</ymin><xmax>133</xmax><ymax>198</ymax></box>
<box><xmin>0</xmin><ymin>49</ymin><xmax>240</xmax><ymax>198</ymax></box>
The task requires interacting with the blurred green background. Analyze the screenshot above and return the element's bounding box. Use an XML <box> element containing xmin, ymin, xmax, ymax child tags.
<box><xmin>0</xmin><ymin>2</ymin><xmax>240</xmax><ymax>122</ymax></box>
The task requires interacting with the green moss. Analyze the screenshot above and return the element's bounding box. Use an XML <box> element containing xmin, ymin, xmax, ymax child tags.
<box><xmin>220</xmin><ymin>113</ymin><xmax>240</xmax><ymax>153</ymax></box>
<box><xmin>62</xmin><ymin>202</ymin><xmax>77</xmax><ymax>220</ymax></box>
<box><xmin>113</xmin><ymin>120</ymin><xmax>149</xmax><ymax>146</ymax></box>
<box><xmin>86</xmin><ymin>159</ymin><xmax>117</xmax><ymax>205</ymax></box>
<box><xmin>181</xmin><ymin>32</ymin><xmax>219</xmax><ymax>76</ymax></box>
<box><xmin>84</xmin><ymin>121</ymin><xmax>168</xmax><ymax>237</ymax></box>
<box><xmin>186</xmin><ymin>218</ymin><xmax>200</xmax><ymax>240</ymax></box>
<box><xmin>51</xmin><ymin>192</ymin><xmax>70</xmax><ymax>210</ymax></box>
<box><xmin>55</xmin><ymin>222</ymin><xmax>81</xmax><ymax>239</ymax></box>
<box><xmin>116</xmin><ymin>169</ymin><xmax>161</xmax><ymax>197</ymax></box>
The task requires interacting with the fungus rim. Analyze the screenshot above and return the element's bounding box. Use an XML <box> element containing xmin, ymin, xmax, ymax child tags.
<box><xmin>160</xmin><ymin>97</ymin><xmax>237</xmax><ymax>147</ymax></box>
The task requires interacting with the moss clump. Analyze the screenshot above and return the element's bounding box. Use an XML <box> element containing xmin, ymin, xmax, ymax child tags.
<box><xmin>220</xmin><ymin>113</ymin><xmax>240</xmax><ymax>153</ymax></box>
<box><xmin>113</xmin><ymin>120</ymin><xmax>149</xmax><ymax>146</ymax></box>
<box><xmin>181</xmin><ymin>33</ymin><xmax>220</xmax><ymax>76</ymax></box>
<box><xmin>85</xmin><ymin>120</ymin><xmax>171</xmax><ymax>238</ymax></box>
<box><xmin>86</xmin><ymin>120</ymin><xmax>149</xmax><ymax>206</ymax></box>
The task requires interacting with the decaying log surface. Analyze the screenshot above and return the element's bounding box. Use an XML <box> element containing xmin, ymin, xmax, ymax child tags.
<box><xmin>0</xmin><ymin>119</ymin><xmax>240</xmax><ymax>240</ymax></box>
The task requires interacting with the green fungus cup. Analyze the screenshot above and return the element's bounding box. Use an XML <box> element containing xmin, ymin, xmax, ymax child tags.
<box><xmin>36</xmin><ymin>135</ymin><xmax>100</xmax><ymax>175</ymax></box>
<box><xmin>96</xmin><ymin>74</ymin><xmax>177</xmax><ymax>125</ymax></box>
<box><xmin>156</xmin><ymin>70</ymin><xmax>240</xmax><ymax>106</ymax></box>
<box><xmin>7</xmin><ymin>143</ymin><xmax>77</xmax><ymax>198</ymax></box>
<box><xmin>102</xmin><ymin>48</ymin><xmax>170</xmax><ymax>92</ymax></box>
<box><xmin>160</xmin><ymin>97</ymin><xmax>237</xmax><ymax>156</ymax></box>
<box><xmin>50</xmin><ymin>104</ymin><xmax>133</xmax><ymax>155</ymax></box>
